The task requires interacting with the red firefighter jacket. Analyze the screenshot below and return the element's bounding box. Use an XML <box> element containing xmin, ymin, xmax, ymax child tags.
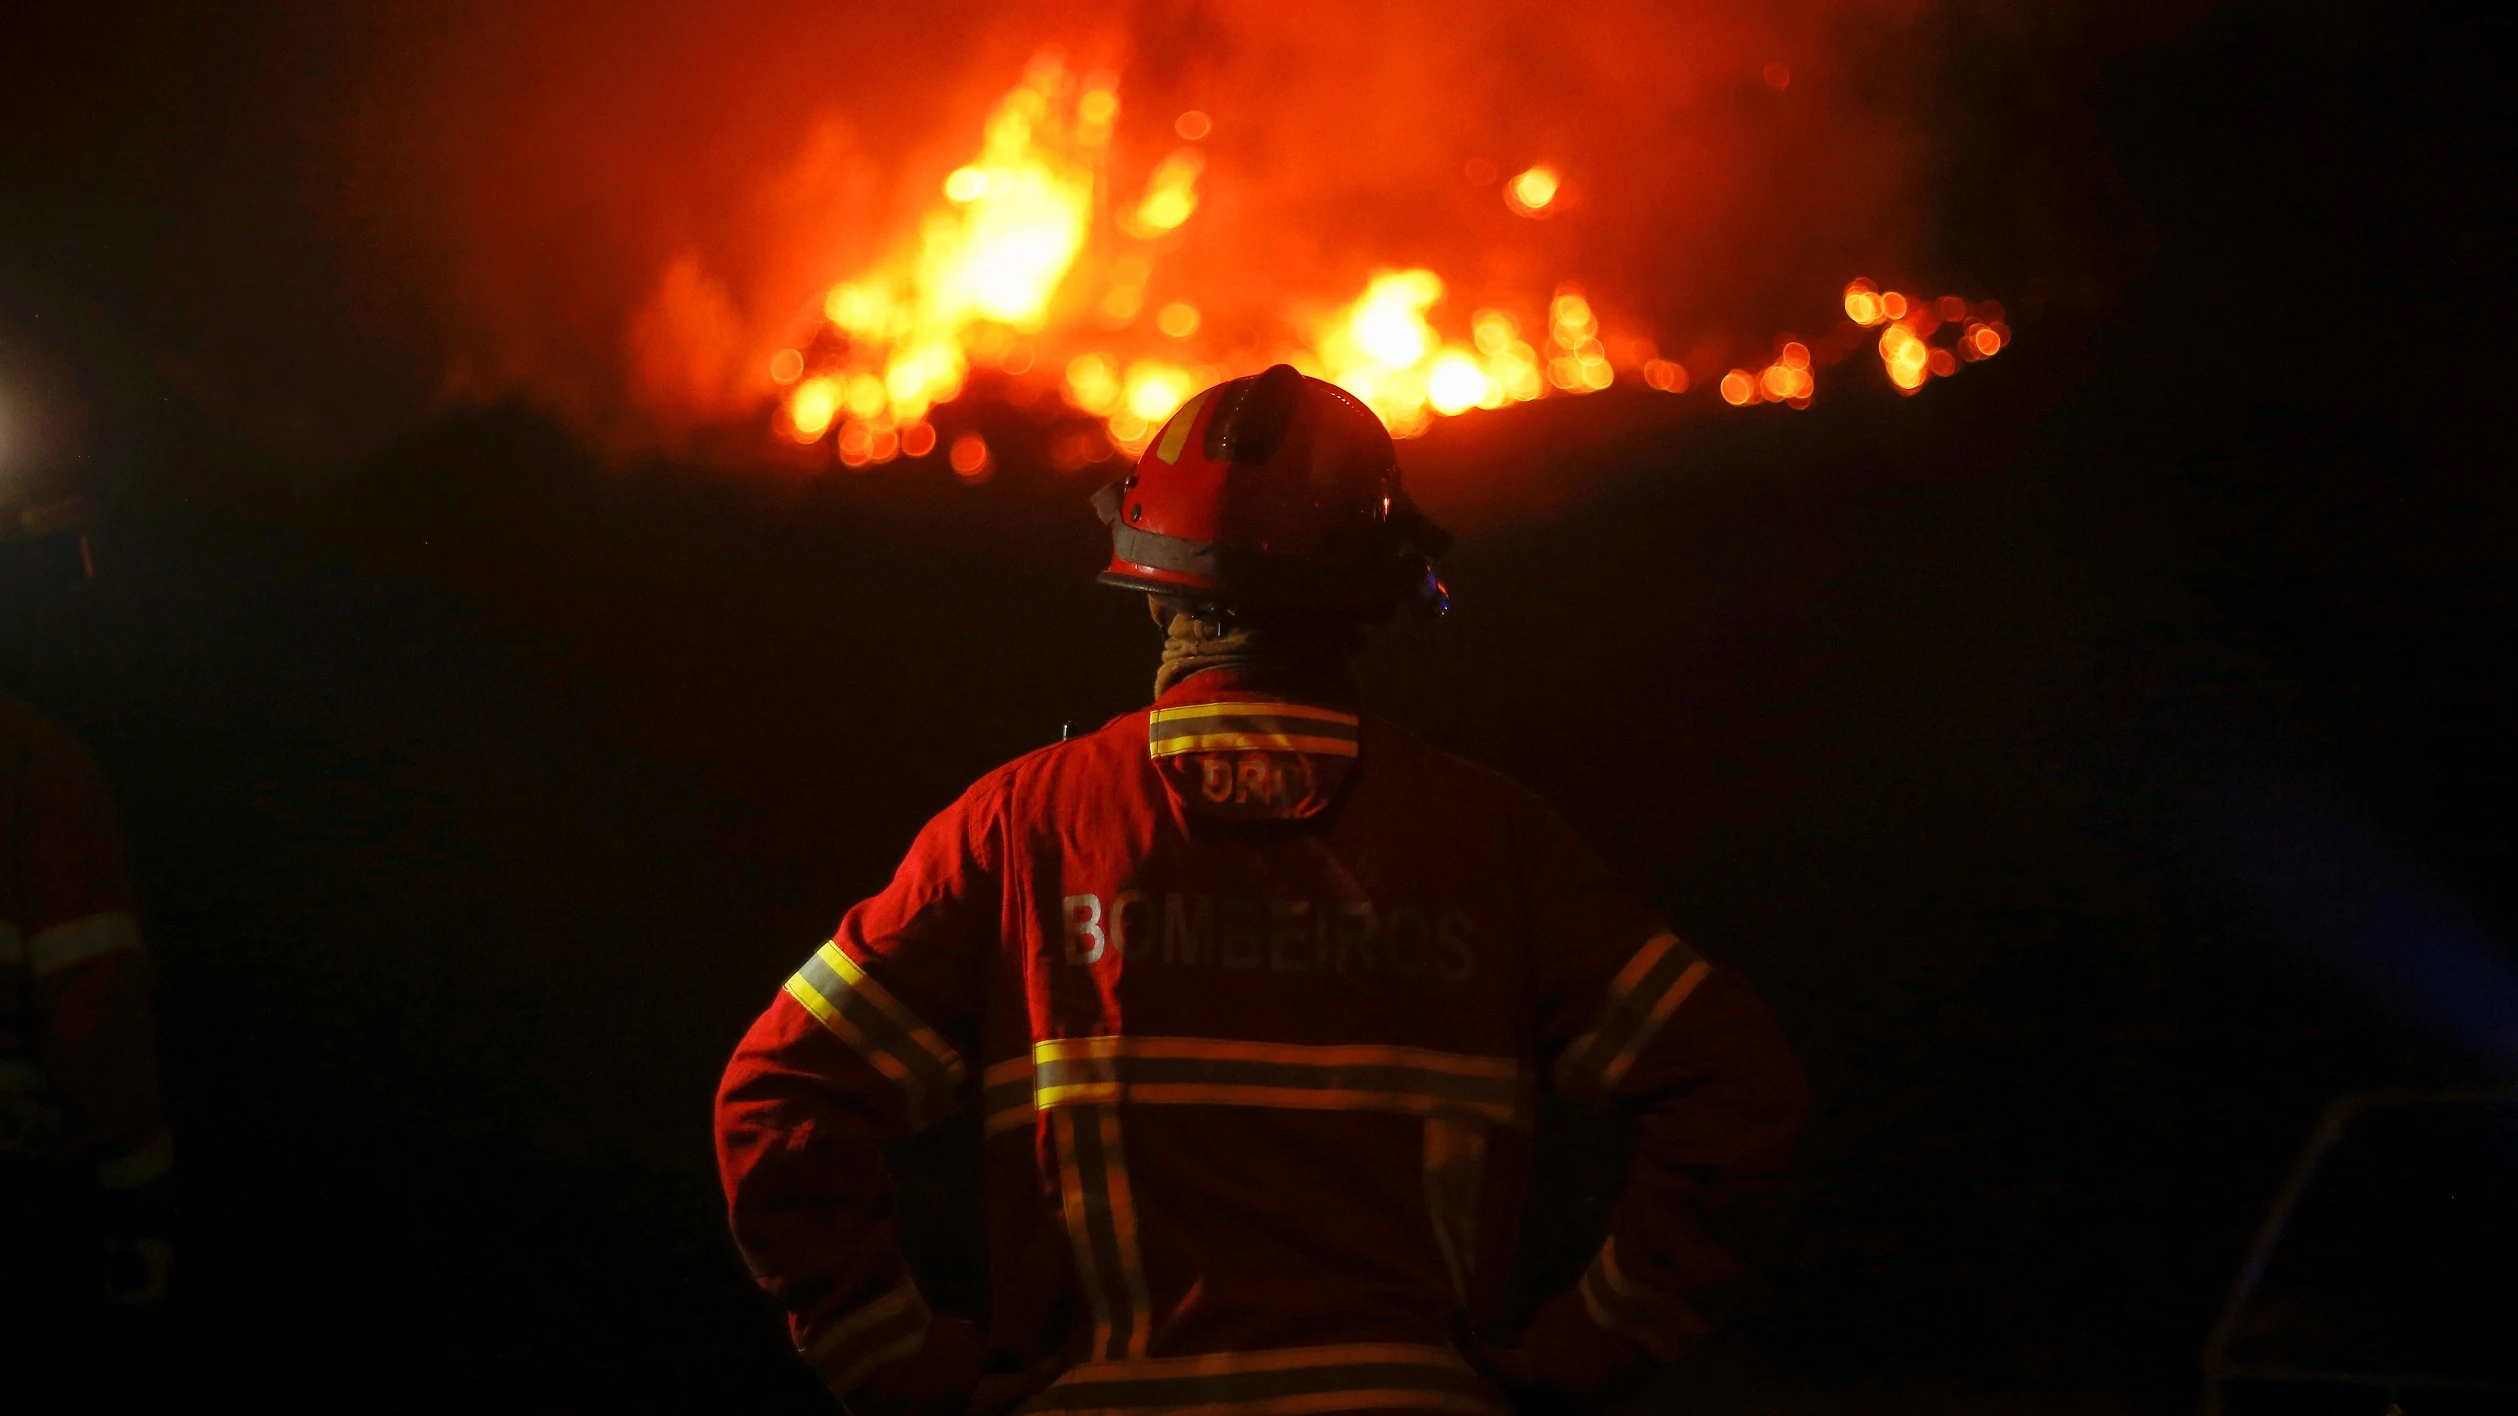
<box><xmin>0</xmin><ymin>696</ymin><xmax>172</xmax><ymax>1191</ymax></box>
<box><xmin>716</xmin><ymin>667</ymin><xmax>1806</xmax><ymax>1414</ymax></box>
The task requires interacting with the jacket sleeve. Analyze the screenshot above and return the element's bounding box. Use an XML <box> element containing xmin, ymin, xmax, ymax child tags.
<box><xmin>21</xmin><ymin>730</ymin><xmax>172</xmax><ymax>1193</ymax></box>
<box><xmin>1515</xmin><ymin>801</ymin><xmax>1808</xmax><ymax>1405</ymax></box>
<box><xmin>715</xmin><ymin>773</ymin><xmax>1006</xmax><ymax>1410</ymax></box>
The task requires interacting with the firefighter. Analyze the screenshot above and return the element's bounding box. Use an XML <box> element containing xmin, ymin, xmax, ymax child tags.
<box><xmin>716</xmin><ymin>365</ymin><xmax>1807</xmax><ymax>1414</ymax></box>
<box><xmin>0</xmin><ymin>493</ymin><xmax>175</xmax><ymax>1320</ymax></box>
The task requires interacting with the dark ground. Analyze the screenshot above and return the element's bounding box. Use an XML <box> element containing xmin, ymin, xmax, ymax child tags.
<box><xmin>3</xmin><ymin>2</ymin><xmax>2513</xmax><ymax>1412</ymax></box>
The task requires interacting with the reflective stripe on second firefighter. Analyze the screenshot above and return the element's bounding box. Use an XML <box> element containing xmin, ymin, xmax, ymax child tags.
<box><xmin>1576</xmin><ymin>1236</ymin><xmax>1708</xmax><ymax>1361</ymax></box>
<box><xmin>982</xmin><ymin>1055</ymin><xmax>1035</xmax><ymax>1137</ymax></box>
<box><xmin>1552</xmin><ymin>931</ymin><xmax>1709</xmax><ymax>1101</ymax></box>
<box><xmin>22</xmin><ymin>910</ymin><xmax>142</xmax><ymax>978</ymax></box>
<box><xmin>800</xmin><ymin>1272</ymin><xmax>933</xmax><ymax>1395</ymax></box>
<box><xmin>1033</xmin><ymin>1035</ymin><xmax>1530</xmax><ymax>1350</ymax></box>
<box><xmin>784</xmin><ymin>941</ymin><xmax>967</xmax><ymax>1130</ymax></box>
<box><xmin>1025</xmin><ymin>1341</ymin><xmax>1509</xmax><ymax>1415</ymax></box>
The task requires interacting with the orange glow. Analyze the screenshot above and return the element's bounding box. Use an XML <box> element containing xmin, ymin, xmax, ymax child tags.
<box><xmin>1878</xmin><ymin>321</ymin><xmax>1930</xmax><ymax>392</ymax></box>
<box><xmin>1505</xmin><ymin>165</ymin><xmax>1560</xmax><ymax>216</ymax></box>
<box><xmin>1348</xmin><ymin>269</ymin><xmax>1441</xmax><ymax>367</ymax></box>
<box><xmin>1642</xmin><ymin>359</ymin><xmax>1687</xmax><ymax>392</ymax></box>
<box><xmin>787</xmin><ymin>377</ymin><xmax>840</xmax><ymax>440</ymax></box>
<box><xmin>1549</xmin><ymin>292</ymin><xmax>1598</xmax><ymax>349</ymax></box>
<box><xmin>1880</xmin><ymin>291</ymin><xmax>1909</xmax><ymax>321</ymax></box>
<box><xmin>1123</xmin><ymin>360</ymin><xmax>1195</xmax><ymax>425</ymax></box>
<box><xmin>1779</xmin><ymin>341</ymin><xmax>1810</xmax><ymax>370</ymax></box>
<box><xmin>1126</xmin><ymin>148</ymin><xmax>1204</xmax><ymax>236</ymax></box>
<box><xmin>948</xmin><ymin>433</ymin><xmax>991</xmax><ymax>478</ymax></box>
<box><xmin>1720</xmin><ymin>370</ymin><xmax>1757</xmax><ymax>405</ymax></box>
<box><xmin>1937</xmin><ymin>295</ymin><xmax>1968</xmax><ymax>322</ymax></box>
<box><xmin>900</xmin><ymin>421</ymin><xmax>937</xmax><ymax>458</ymax></box>
<box><xmin>1426</xmin><ymin>350</ymin><xmax>1491</xmax><ymax>416</ymax></box>
<box><xmin>769</xmin><ymin>348</ymin><xmax>804</xmax><ymax>384</ymax></box>
<box><xmin>1926</xmin><ymin>348</ymin><xmax>1957</xmax><ymax>378</ymax></box>
<box><xmin>1844</xmin><ymin>279</ymin><xmax>1883</xmax><ymax>326</ymax></box>
<box><xmin>1174</xmin><ymin>110</ymin><xmax>1212</xmax><ymax>141</ymax></box>
<box><xmin>1156</xmin><ymin>302</ymin><xmax>1201</xmax><ymax>338</ymax></box>
<box><xmin>1763</xmin><ymin>62</ymin><xmax>1792</xmax><ymax>90</ymax></box>
<box><xmin>1066</xmin><ymin>353</ymin><xmax>1119</xmax><ymax>414</ymax></box>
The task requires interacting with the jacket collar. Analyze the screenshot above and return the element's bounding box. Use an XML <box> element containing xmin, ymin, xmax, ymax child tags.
<box><xmin>1150</xmin><ymin>662</ymin><xmax>1360</xmax><ymax>712</ymax></box>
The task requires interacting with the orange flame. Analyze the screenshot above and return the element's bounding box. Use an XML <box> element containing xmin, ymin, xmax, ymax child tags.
<box><xmin>778</xmin><ymin>54</ymin><xmax>2010</xmax><ymax>464</ymax></box>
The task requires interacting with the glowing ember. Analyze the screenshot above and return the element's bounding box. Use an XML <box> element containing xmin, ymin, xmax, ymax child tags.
<box><xmin>1505</xmin><ymin>165</ymin><xmax>1561</xmax><ymax>217</ymax></box>
<box><xmin>1847</xmin><ymin>278</ymin><xmax>2010</xmax><ymax>395</ymax></box>
<box><xmin>1124</xmin><ymin>149</ymin><xmax>1204</xmax><ymax>237</ymax></box>
<box><xmin>949</xmin><ymin>433</ymin><xmax>991</xmax><ymax>478</ymax></box>
<box><xmin>776</xmin><ymin>53</ymin><xmax>2012</xmax><ymax>464</ymax></box>
<box><xmin>1642</xmin><ymin>359</ymin><xmax>1688</xmax><ymax>392</ymax></box>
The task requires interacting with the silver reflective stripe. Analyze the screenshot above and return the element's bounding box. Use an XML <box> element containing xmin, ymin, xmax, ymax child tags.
<box><xmin>26</xmin><ymin>910</ymin><xmax>142</xmax><ymax>978</ymax></box>
<box><xmin>0</xmin><ymin>921</ymin><xmax>22</xmax><ymax>967</ymax></box>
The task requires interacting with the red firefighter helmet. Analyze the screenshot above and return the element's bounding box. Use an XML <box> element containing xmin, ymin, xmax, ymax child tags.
<box><xmin>1091</xmin><ymin>364</ymin><xmax>1451</xmax><ymax>618</ymax></box>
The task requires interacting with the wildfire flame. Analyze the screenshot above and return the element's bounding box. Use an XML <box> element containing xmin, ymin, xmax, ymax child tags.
<box><xmin>776</xmin><ymin>53</ymin><xmax>2011</xmax><ymax>468</ymax></box>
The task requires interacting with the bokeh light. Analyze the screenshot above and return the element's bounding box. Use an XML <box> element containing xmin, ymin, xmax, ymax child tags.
<box><xmin>949</xmin><ymin>433</ymin><xmax>991</xmax><ymax>478</ymax></box>
<box><xmin>1505</xmin><ymin>165</ymin><xmax>1560</xmax><ymax>217</ymax></box>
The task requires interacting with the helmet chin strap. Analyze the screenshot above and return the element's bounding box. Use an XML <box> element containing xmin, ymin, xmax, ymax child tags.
<box><xmin>1147</xmin><ymin>596</ymin><xmax>1363</xmax><ymax>699</ymax></box>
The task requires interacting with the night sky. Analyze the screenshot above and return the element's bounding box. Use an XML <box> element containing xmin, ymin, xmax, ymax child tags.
<box><xmin>2</xmin><ymin>2</ymin><xmax>2512</xmax><ymax>1411</ymax></box>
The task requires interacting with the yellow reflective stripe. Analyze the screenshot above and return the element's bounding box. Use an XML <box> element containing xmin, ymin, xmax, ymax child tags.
<box><xmin>1051</xmin><ymin>1111</ymin><xmax>1111</xmax><ymax>1353</ymax></box>
<box><xmin>1151</xmin><ymin>731</ymin><xmax>1360</xmax><ymax>758</ymax></box>
<box><xmin>1053</xmin><ymin>1105</ymin><xmax>1151</xmax><ymax>1361</ymax></box>
<box><xmin>1029</xmin><ymin>1342</ymin><xmax>1508</xmax><ymax>1415</ymax></box>
<box><xmin>1098</xmin><ymin>1107</ymin><xmax>1152</xmax><ymax>1360</ymax></box>
<box><xmin>1423</xmin><ymin>1117</ymin><xmax>1487</xmax><ymax>1305</ymax></box>
<box><xmin>1575</xmin><ymin>1238</ymin><xmax>1704</xmax><ymax>1363</ymax></box>
<box><xmin>800</xmin><ymin>1273</ymin><xmax>932</xmax><ymax>1395</ymax></box>
<box><xmin>25</xmin><ymin>911</ymin><xmax>142</xmax><ymax>978</ymax></box>
<box><xmin>1148</xmin><ymin>702</ymin><xmax>1362</xmax><ymax>761</ymax></box>
<box><xmin>1553</xmin><ymin>932</ymin><xmax>1709</xmax><ymax>1100</ymax></box>
<box><xmin>1151</xmin><ymin>388</ymin><xmax>1215</xmax><ymax>464</ymax></box>
<box><xmin>981</xmin><ymin>1055</ymin><xmax>1036</xmax><ymax>1137</ymax></box>
<box><xmin>1032</xmin><ymin>1036</ymin><xmax>1529</xmax><ymax>1128</ymax></box>
<box><xmin>784</xmin><ymin>941</ymin><xmax>967</xmax><ymax>1129</ymax></box>
<box><xmin>98</xmin><ymin>1130</ymin><xmax>173</xmax><ymax>1190</ymax></box>
<box><xmin>1149</xmin><ymin>701</ymin><xmax>1360</xmax><ymax>729</ymax></box>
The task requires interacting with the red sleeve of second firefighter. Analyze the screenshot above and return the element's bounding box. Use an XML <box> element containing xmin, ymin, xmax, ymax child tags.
<box><xmin>19</xmin><ymin>718</ymin><xmax>172</xmax><ymax>1189</ymax></box>
<box><xmin>1512</xmin><ymin>798</ymin><xmax>1810</xmax><ymax>1407</ymax></box>
<box><xmin>715</xmin><ymin>772</ymin><xmax>1007</xmax><ymax>1414</ymax></box>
